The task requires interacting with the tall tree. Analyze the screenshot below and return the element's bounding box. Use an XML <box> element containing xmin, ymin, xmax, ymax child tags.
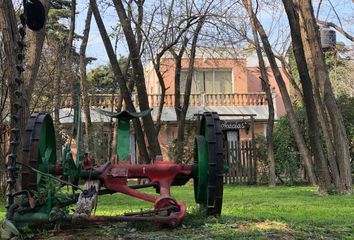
<box><xmin>243</xmin><ymin>0</ymin><xmax>276</xmax><ymax>187</ymax></box>
<box><xmin>112</xmin><ymin>0</ymin><xmax>162</xmax><ymax>160</ymax></box>
<box><xmin>283</xmin><ymin>0</ymin><xmax>331</xmax><ymax>193</ymax></box>
<box><xmin>79</xmin><ymin>6</ymin><xmax>93</xmax><ymax>155</ymax></box>
<box><xmin>66</xmin><ymin>0</ymin><xmax>77</xmax><ymax>108</ymax></box>
<box><xmin>90</xmin><ymin>0</ymin><xmax>150</xmax><ymax>163</ymax></box>
<box><xmin>175</xmin><ymin>16</ymin><xmax>206</xmax><ymax>163</ymax></box>
<box><xmin>298</xmin><ymin>0</ymin><xmax>352</xmax><ymax>194</ymax></box>
<box><xmin>252</xmin><ymin>9</ymin><xmax>316</xmax><ymax>185</ymax></box>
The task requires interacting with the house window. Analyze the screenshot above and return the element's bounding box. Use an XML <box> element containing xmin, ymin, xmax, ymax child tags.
<box><xmin>180</xmin><ymin>69</ymin><xmax>232</xmax><ymax>93</ymax></box>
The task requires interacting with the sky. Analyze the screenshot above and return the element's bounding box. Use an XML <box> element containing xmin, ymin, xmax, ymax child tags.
<box><xmin>75</xmin><ymin>2</ymin><xmax>126</xmax><ymax>70</ymax></box>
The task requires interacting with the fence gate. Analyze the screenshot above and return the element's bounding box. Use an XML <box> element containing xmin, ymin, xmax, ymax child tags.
<box><xmin>224</xmin><ymin>140</ymin><xmax>257</xmax><ymax>184</ymax></box>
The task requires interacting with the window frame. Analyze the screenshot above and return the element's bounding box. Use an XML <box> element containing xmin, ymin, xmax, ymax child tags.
<box><xmin>180</xmin><ymin>68</ymin><xmax>233</xmax><ymax>94</ymax></box>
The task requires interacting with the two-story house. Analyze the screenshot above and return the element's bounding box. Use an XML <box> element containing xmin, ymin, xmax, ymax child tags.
<box><xmin>145</xmin><ymin>48</ymin><xmax>290</xmax><ymax>161</ymax></box>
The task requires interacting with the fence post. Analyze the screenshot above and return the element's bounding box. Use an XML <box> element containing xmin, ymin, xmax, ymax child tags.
<box><xmin>251</xmin><ymin>116</ymin><xmax>256</xmax><ymax>183</ymax></box>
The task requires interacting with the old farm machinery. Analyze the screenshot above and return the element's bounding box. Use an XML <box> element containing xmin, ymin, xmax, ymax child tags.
<box><xmin>1</xmin><ymin>1</ymin><xmax>225</xmax><ymax>238</ymax></box>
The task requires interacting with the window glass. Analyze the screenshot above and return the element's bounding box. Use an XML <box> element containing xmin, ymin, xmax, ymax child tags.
<box><xmin>215</xmin><ymin>71</ymin><xmax>232</xmax><ymax>93</ymax></box>
<box><xmin>180</xmin><ymin>70</ymin><xmax>199</xmax><ymax>93</ymax></box>
<box><xmin>180</xmin><ymin>71</ymin><xmax>187</xmax><ymax>93</ymax></box>
<box><xmin>179</xmin><ymin>69</ymin><xmax>232</xmax><ymax>94</ymax></box>
<box><xmin>201</xmin><ymin>71</ymin><xmax>212</xmax><ymax>93</ymax></box>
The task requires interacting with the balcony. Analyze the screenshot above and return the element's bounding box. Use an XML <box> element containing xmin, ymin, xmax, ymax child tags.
<box><xmin>62</xmin><ymin>92</ymin><xmax>268</xmax><ymax>109</ymax></box>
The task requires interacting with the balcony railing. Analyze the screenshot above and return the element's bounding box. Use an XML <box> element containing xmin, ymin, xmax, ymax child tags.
<box><xmin>62</xmin><ymin>92</ymin><xmax>267</xmax><ymax>109</ymax></box>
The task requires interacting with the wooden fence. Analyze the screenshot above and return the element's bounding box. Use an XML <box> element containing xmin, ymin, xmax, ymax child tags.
<box><xmin>224</xmin><ymin>140</ymin><xmax>257</xmax><ymax>184</ymax></box>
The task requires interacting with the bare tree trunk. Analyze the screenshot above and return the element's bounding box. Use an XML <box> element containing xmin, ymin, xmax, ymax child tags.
<box><xmin>154</xmin><ymin>69</ymin><xmax>166</xmax><ymax>134</ymax></box>
<box><xmin>243</xmin><ymin>0</ymin><xmax>276</xmax><ymax>187</ymax></box>
<box><xmin>253</xmin><ymin>14</ymin><xmax>317</xmax><ymax>185</ymax></box>
<box><xmin>66</xmin><ymin>0</ymin><xmax>77</xmax><ymax>108</ymax></box>
<box><xmin>113</xmin><ymin>0</ymin><xmax>162</xmax><ymax>161</ymax></box>
<box><xmin>176</xmin><ymin>17</ymin><xmax>205</xmax><ymax>163</ymax></box>
<box><xmin>54</xmin><ymin>46</ymin><xmax>64</xmax><ymax>160</ymax></box>
<box><xmin>171</xmin><ymin>37</ymin><xmax>188</xmax><ymax>124</ymax></box>
<box><xmin>90</xmin><ymin>0</ymin><xmax>150</xmax><ymax>163</ymax></box>
<box><xmin>298</xmin><ymin>0</ymin><xmax>352</xmax><ymax>194</ymax></box>
<box><xmin>0</xmin><ymin>1</ymin><xmax>17</xmax><ymax>130</ymax></box>
<box><xmin>297</xmin><ymin>11</ymin><xmax>341</xmax><ymax>190</ymax></box>
<box><xmin>79</xmin><ymin>6</ymin><xmax>93</xmax><ymax>155</ymax></box>
<box><xmin>54</xmin><ymin>46</ymin><xmax>63</xmax><ymax>127</ymax></box>
<box><xmin>283</xmin><ymin>0</ymin><xmax>331</xmax><ymax>193</ymax></box>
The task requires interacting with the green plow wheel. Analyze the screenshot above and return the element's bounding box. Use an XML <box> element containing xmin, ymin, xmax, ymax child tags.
<box><xmin>21</xmin><ymin>113</ymin><xmax>57</xmax><ymax>190</ymax></box>
<box><xmin>194</xmin><ymin>112</ymin><xmax>224</xmax><ymax>216</ymax></box>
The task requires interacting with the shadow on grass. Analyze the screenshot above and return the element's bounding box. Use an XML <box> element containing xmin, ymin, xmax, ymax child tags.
<box><xmin>5</xmin><ymin>210</ymin><xmax>353</xmax><ymax>240</ymax></box>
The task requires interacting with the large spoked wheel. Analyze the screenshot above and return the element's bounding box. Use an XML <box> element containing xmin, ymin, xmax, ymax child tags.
<box><xmin>21</xmin><ymin>113</ymin><xmax>57</xmax><ymax>191</ymax></box>
<box><xmin>194</xmin><ymin>112</ymin><xmax>224</xmax><ymax>216</ymax></box>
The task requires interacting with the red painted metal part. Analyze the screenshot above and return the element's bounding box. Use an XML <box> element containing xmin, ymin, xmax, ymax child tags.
<box><xmin>86</xmin><ymin>159</ymin><xmax>193</xmax><ymax>226</ymax></box>
<box><xmin>76</xmin><ymin>212</ymin><xmax>183</xmax><ymax>227</ymax></box>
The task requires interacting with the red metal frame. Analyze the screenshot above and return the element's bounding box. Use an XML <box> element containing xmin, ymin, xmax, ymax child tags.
<box><xmin>79</xmin><ymin>158</ymin><xmax>194</xmax><ymax>226</ymax></box>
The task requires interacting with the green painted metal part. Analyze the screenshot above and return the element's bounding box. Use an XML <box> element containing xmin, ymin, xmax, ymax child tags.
<box><xmin>94</xmin><ymin>108</ymin><xmax>153</xmax><ymax>119</ymax></box>
<box><xmin>13</xmin><ymin>210</ymin><xmax>71</xmax><ymax>225</ymax></box>
<box><xmin>117</xmin><ymin>118</ymin><xmax>130</xmax><ymax>161</ymax></box>
<box><xmin>61</xmin><ymin>83</ymin><xmax>82</xmax><ymax>184</ymax></box>
<box><xmin>94</xmin><ymin>108</ymin><xmax>154</xmax><ymax>162</ymax></box>
<box><xmin>37</xmin><ymin>115</ymin><xmax>57</xmax><ymax>184</ymax></box>
<box><xmin>194</xmin><ymin>135</ymin><xmax>208</xmax><ymax>204</ymax></box>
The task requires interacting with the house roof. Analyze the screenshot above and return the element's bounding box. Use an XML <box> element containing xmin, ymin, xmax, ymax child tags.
<box><xmin>150</xmin><ymin>47</ymin><xmax>282</xmax><ymax>68</ymax></box>
<box><xmin>59</xmin><ymin>105</ymin><xmax>269</xmax><ymax>124</ymax></box>
<box><xmin>59</xmin><ymin>108</ymin><xmax>111</xmax><ymax>124</ymax></box>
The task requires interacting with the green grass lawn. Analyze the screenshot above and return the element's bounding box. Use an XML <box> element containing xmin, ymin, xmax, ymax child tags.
<box><xmin>1</xmin><ymin>184</ymin><xmax>354</xmax><ymax>239</ymax></box>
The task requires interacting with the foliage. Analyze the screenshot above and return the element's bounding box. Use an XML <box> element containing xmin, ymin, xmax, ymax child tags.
<box><xmin>87</xmin><ymin>65</ymin><xmax>117</xmax><ymax>93</ymax></box>
<box><xmin>256</xmin><ymin>106</ymin><xmax>308</xmax><ymax>184</ymax></box>
<box><xmin>288</xmin><ymin>42</ymin><xmax>354</xmax><ymax>98</ymax></box>
<box><xmin>88</xmin><ymin>122</ymin><xmax>112</xmax><ymax>163</ymax></box>
<box><xmin>32</xmin><ymin>177</ymin><xmax>72</xmax><ymax>211</ymax></box>
<box><xmin>253</xmin><ymin>135</ymin><xmax>268</xmax><ymax>183</ymax></box>
<box><xmin>87</xmin><ymin>57</ymin><xmax>130</xmax><ymax>94</ymax></box>
<box><xmin>337</xmin><ymin>95</ymin><xmax>354</xmax><ymax>165</ymax></box>
<box><xmin>325</xmin><ymin>42</ymin><xmax>354</xmax><ymax>97</ymax></box>
<box><xmin>2</xmin><ymin>185</ymin><xmax>354</xmax><ymax>239</ymax></box>
<box><xmin>167</xmin><ymin>120</ymin><xmax>197</xmax><ymax>163</ymax></box>
<box><xmin>30</xmin><ymin>0</ymin><xmax>78</xmax><ymax>113</ymax></box>
<box><xmin>268</xmin><ymin>95</ymin><xmax>354</xmax><ymax>183</ymax></box>
<box><xmin>272</xmin><ymin>107</ymin><xmax>307</xmax><ymax>184</ymax></box>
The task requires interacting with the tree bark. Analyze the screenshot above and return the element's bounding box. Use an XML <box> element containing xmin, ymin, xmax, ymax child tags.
<box><xmin>298</xmin><ymin>0</ymin><xmax>352</xmax><ymax>194</ymax></box>
<box><xmin>22</xmin><ymin>0</ymin><xmax>49</xmax><ymax>120</ymax></box>
<box><xmin>90</xmin><ymin>0</ymin><xmax>150</xmax><ymax>163</ymax></box>
<box><xmin>253</xmin><ymin>13</ymin><xmax>317</xmax><ymax>185</ymax></box>
<box><xmin>0</xmin><ymin>1</ymin><xmax>17</xmax><ymax>129</ymax></box>
<box><xmin>79</xmin><ymin>6</ymin><xmax>93</xmax><ymax>155</ymax></box>
<box><xmin>171</xmin><ymin>37</ymin><xmax>188</xmax><ymax>124</ymax></box>
<box><xmin>255</xmin><ymin>12</ymin><xmax>316</xmax><ymax>185</ymax></box>
<box><xmin>243</xmin><ymin>0</ymin><xmax>276</xmax><ymax>187</ymax></box>
<box><xmin>297</xmin><ymin>9</ymin><xmax>341</xmax><ymax>190</ymax></box>
<box><xmin>283</xmin><ymin>0</ymin><xmax>331</xmax><ymax>193</ymax></box>
<box><xmin>66</xmin><ymin>0</ymin><xmax>76</xmax><ymax>66</ymax></box>
<box><xmin>66</xmin><ymin>0</ymin><xmax>77</xmax><ymax>108</ymax></box>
